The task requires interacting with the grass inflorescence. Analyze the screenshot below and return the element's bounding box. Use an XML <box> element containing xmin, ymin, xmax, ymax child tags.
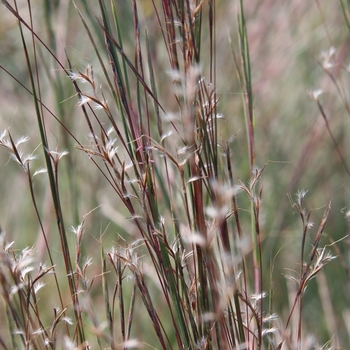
<box><xmin>0</xmin><ymin>0</ymin><xmax>350</xmax><ymax>349</ymax></box>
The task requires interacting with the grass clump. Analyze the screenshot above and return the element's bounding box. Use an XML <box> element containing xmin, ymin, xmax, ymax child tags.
<box><xmin>0</xmin><ymin>0</ymin><xmax>350</xmax><ymax>349</ymax></box>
